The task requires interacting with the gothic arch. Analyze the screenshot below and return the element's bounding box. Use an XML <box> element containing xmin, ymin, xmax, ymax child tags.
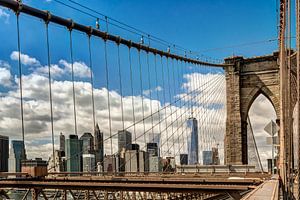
<box><xmin>242</xmin><ymin>85</ymin><xmax>279</xmax><ymax>122</ymax></box>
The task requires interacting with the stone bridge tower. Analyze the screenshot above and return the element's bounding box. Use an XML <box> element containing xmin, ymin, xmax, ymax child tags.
<box><xmin>224</xmin><ymin>53</ymin><xmax>281</xmax><ymax>165</ymax></box>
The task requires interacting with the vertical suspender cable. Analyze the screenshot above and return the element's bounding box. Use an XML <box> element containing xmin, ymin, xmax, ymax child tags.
<box><xmin>69</xmin><ymin>28</ymin><xmax>80</xmax><ymax>171</ymax></box>
<box><xmin>166</xmin><ymin>58</ymin><xmax>176</xmax><ymax>159</ymax></box>
<box><xmin>127</xmin><ymin>46</ymin><xmax>136</xmax><ymax>173</ymax></box>
<box><xmin>16</xmin><ymin>13</ymin><xmax>26</xmax><ymax>158</ymax></box>
<box><xmin>88</xmin><ymin>35</ymin><xmax>96</xmax><ymax>133</ymax></box>
<box><xmin>177</xmin><ymin>59</ymin><xmax>186</xmax><ymax>157</ymax></box>
<box><xmin>129</xmin><ymin>47</ymin><xmax>137</xmax><ymax>145</ymax></box>
<box><xmin>146</xmin><ymin>37</ymin><xmax>154</xmax><ymax>142</ymax></box>
<box><xmin>172</xmin><ymin>59</ymin><xmax>181</xmax><ymax>161</ymax></box>
<box><xmin>146</xmin><ymin>51</ymin><xmax>154</xmax><ymax>143</ymax></box>
<box><xmin>105</xmin><ymin>16</ymin><xmax>109</xmax><ymax>33</ymax></box>
<box><xmin>182</xmin><ymin>60</ymin><xmax>189</xmax><ymax>160</ymax></box>
<box><xmin>104</xmin><ymin>39</ymin><xmax>113</xmax><ymax>155</ymax></box>
<box><xmin>69</xmin><ymin>30</ymin><xmax>78</xmax><ymax>136</ymax></box>
<box><xmin>117</xmin><ymin>44</ymin><xmax>125</xmax><ymax>132</ymax></box>
<box><xmin>138</xmin><ymin>50</ymin><xmax>147</xmax><ymax>149</ymax></box>
<box><xmin>154</xmin><ymin>54</ymin><xmax>162</xmax><ymax>158</ymax></box>
<box><xmin>161</xmin><ymin>56</ymin><xmax>169</xmax><ymax>156</ymax></box>
<box><xmin>45</xmin><ymin>21</ymin><xmax>55</xmax><ymax>171</ymax></box>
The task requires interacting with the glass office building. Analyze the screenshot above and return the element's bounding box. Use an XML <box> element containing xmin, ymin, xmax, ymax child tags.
<box><xmin>187</xmin><ymin>117</ymin><xmax>199</xmax><ymax>165</ymax></box>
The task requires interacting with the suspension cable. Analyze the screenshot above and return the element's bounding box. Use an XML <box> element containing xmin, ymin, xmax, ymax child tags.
<box><xmin>16</xmin><ymin>12</ymin><xmax>26</xmax><ymax>158</ymax></box>
<box><xmin>160</xmin><ymin>56</ymin><xmax>169</xmax><ymax>156</ymax></box>
<box><xmin>45</xmin><ymin>20</ymin><xmax>55</xmax><ymax>171</ymax></box>
<box><xmin>87</xmin><ymin>35</ymin><xmax>96</xmax><ymax>133</ymax></box>
<box><xmin>166</xmin><ymin>57</ymin><xmax>176</xmax><ymax>159</ymax></box>
<box><xmin>128</xmin><ymin>47</ymin><xmax>137</xmax><ymax>146</ymax></box>
<box><xmin>68</xmin><ymin>30</ymin><xmax>78</xmax><ymax>136</ymax></box>
<box><xmin>146</xmin><ymin>51</ymin><xmax>154</xmax><ymax>143</ymax></box>
<box><xmin>177</xmin><ymin>59</ymin><xmax>186</xmax><ymax>160</ymax></box>
<box><xmin>154</xmin><ymin>54</ymin><xmax>162</xmax><ymax>157</ymax></box>
<box><xmin>103</xmin><ymin>39</ymin><xmax>113</xmax><ymax>155</ymax></box>
<box><xmin>117</xmin><ymin>43</ymin><xmax>125</xmax><ymax>132</ymax></box>
<box><xmin>138</xmin><ymin>50</ymin><xmax>147</xmax><ymax>150</ymax></box>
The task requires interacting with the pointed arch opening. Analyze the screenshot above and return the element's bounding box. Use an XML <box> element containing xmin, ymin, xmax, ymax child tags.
<box><xmin>248</xmin><ymin>93</ymin><xmax>277</xmax><ymax>172</ymax></box>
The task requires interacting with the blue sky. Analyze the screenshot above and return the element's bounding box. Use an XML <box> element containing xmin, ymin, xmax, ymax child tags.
<box><xmin>19</xmin><ymin>0</ymin><xmax>279</xmax><ymax>59</ymax></box>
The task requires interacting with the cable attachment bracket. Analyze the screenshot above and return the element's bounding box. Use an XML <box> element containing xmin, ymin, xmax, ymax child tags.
<box><xmin>127</xmin><ymin>40</ymin><xmax>132</xmax><ymax>49</ymax></box>
<box><xmin>103</xmin><ymin>32</ymin><xmax>109</xmax><ymax>41</ymax></box>
<box><xmin>45</xmin><ymin>11</ymin><xmax>51</xmax><ymax>25</ymax></box>
<box><xmin>87</xmin><ymin>26</ymin><xmax>93</xmax><ymax>37</ymax></box>
<box><xmin>116</xmin><ymin>36</ymin><xmax>121</xmax><ymax>45</ymax></box>
<box><xmin>67</xmin><ymin>19</ymin><xmax>75</xmax><ymax>31</ymax></box>
<box><xmin>15</xmin><ymin>1</ymin><xmax>23</xmax><ymax>16</ymax></box>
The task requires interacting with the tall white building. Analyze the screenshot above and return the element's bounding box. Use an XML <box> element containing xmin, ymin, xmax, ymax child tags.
<box><xmin>187</xmin><ymin>117</ymin><xmax>199</xmax><ymax>165</ymax></box>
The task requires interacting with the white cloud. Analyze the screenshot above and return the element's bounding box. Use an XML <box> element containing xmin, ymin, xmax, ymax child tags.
<box><xmin>59</xmin><ymin>60</ymin><xmax>91</xmax><ymax>78</ymax></box>
<box><xmin>0</xmin><ymin>67</ymin><xmax>12</xmax><ymax>87</ymax></box>
<box><xmin>0</xmin><ymin>60</ymin><xmax>12</xmax><ymax>87</ymax></box>
<box><xmin>10</xmin><ymin>51</ymin><xmax>40</xmax><ymax>66</ymax></box>
<box><xmin>8</xmin><ymin>52</ymin><xmax>91</xmax><ymax>79</ymax></box>
<box><xmin>143</xmin><ymin>86</ymin><xmax>163</xmax><ymax>96</ymax></box>
<box><xmin>35</xmin><ymin>64</ymin><xmax>65</xmax><ymax>78</ymax></box>
<box><xmin>0</xmin><ymin>8</ymin><xmax>9</xmax><ymax>24</ymax></box>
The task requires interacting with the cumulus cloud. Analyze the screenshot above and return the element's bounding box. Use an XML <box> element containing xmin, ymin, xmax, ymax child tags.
<box><xmin>0</xmin><ymin>68</ymin><xmax>12</xmax><ymax>87</ymax></box>
<box><xmin>143</xmin><ymin>86</ymin><xmax>163</xmax><ymax>96</ymax></box>
<box><xmin>35</xmin><ymin>64</ymin><xmax>65</xmax><ymax>78</ymax></box>
<box><xmin>0</xmin><ymin>8</ymin><xmax>9</xmax><ymax>24</ymax></box>
<box><xmin>59</xmin><ymin>60</ymin><xmax>91</xmax><ymax>78</ymax></box>
<box><xmin>0</xmin><ymin>60</ymin><xmax>12</xmax><ymax>87</ymax></box>
<box><xmin>10</xmin><ymin>51</ymin><xmax>41</xmax><ymax>66</ymax></box>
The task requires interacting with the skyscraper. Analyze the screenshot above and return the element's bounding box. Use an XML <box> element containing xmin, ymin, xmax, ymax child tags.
<box><xmin>9</xmin><ymin>140</ymin><xmax>26</xmax><ymax>173</ymax></box>
<box><xmin>80</xmin><ymin>132</ymin><xmax>94</xmax><ymax>154</ymax></box>
<box><xmin>59</xmin><ymin>133</ymin><xmax>65</xmax><ymax>155</ymax></box>
<box><xmin>94</xmin><ymin>124</ymin><xmax>104</xmax><ymax>166</ymax></box>
<box><xmin>65</xmin><ymin>135</ymin><xmax>82</xmax><ymax>172</ymax></box>
<box><xmin>118</xmin><ymin>130</ymin><xmax>132</xmax><ymax>152</ymax></box>
<box><xmin>187</xmin><ymin>117</ymin><xmax>199</xmax><ymax>165</ymax></box>
<box><xmin>0</xmin><ymin>135</ymin><xmax>9</xmax><ymax>172</ymax></box>
<box><xmin>80</xmin><ymin>132</ymin><xmax>95</xmax><ymax>172</ymax></box>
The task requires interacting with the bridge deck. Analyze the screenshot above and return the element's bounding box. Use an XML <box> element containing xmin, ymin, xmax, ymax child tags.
<box><xmin>242</xmin><ymin>178</ymin><xmax>279</xmax><ymax>200</ymax></box>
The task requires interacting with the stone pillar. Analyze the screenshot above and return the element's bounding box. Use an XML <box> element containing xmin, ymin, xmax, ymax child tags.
<box><xmin>224</xmin><ymin>56</ymin><xmax>244</xmax><ymax>165</ymax></box>
<box><xmin>241</xmin><ymin>120</ymin><xmax>248</xmax><ymax>164</ymax></box>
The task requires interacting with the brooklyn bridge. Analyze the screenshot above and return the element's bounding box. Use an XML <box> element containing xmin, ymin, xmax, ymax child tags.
<box><xmin>0</xmin><ymin>0</ymin><xmax>299</xmax><ymax>199</ymax></box>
